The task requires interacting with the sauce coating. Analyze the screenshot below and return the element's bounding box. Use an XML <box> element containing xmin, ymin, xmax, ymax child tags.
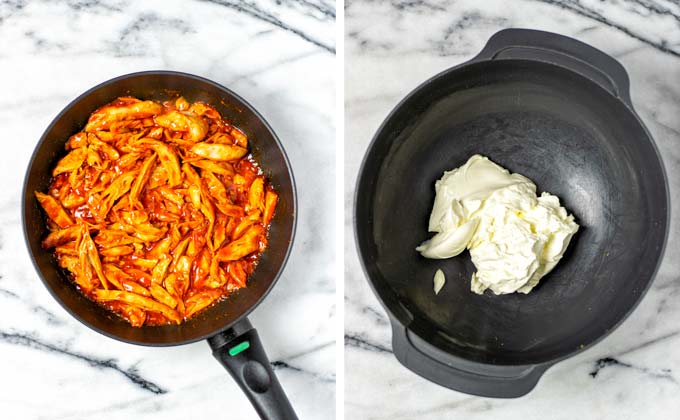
<box><xmin>36</xmin><ymin>96</ymin><xmax>278</xmax><ymax>326</ymax></box>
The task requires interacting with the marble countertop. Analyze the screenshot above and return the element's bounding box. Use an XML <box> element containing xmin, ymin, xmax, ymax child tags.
<box><xmin>345</xmin><ymin>0</ymin><xmax>680</xmax><ymax>419</ymax></box>
<box><xmin>0</xmin><ymin>1</ymin><xmax>335</xmax><ymax>419</ymax></box>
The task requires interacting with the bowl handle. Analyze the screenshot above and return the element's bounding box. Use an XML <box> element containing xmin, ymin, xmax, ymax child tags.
<box><xmin>471</xmin><ymin>28</ymin><xmax>633</xmax><ymax>108</ymax></box>
<box><xmin>391</xmin><ymin>321</ymin><xmax>551</xmax><ymax>398</ymax></box>
<box><xmin>208</xmin><ymin>318</ymin><xmax>298</xmax><ymax>420</ymax></box>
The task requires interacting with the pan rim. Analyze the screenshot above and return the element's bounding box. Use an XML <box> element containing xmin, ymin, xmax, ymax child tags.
<box><xmin>22</xmin><ymin>70</ymin><xmax>298</xmax><ymax>347</ymax></box>
<box><xmin>353</xmin><ymin>57</ymin><xmax>671</xmax><ymax>367</ymax></box>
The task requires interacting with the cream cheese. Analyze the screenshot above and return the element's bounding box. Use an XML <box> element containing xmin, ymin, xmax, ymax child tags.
<box><xmin>433</xmin><ymin>269</ymin><xmax>446</xmax><ymax>294</ymax></box>
<box><xmin>416</xmin><ymin>155</ymin><xmax>579</xmax><ymax>295</ymax></box>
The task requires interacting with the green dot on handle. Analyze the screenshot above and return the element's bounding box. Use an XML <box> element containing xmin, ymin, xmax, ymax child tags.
<box><xmin>229</xmin><ymin>341</ymin><xmax>250</xmax><ymax>356</ymax></box>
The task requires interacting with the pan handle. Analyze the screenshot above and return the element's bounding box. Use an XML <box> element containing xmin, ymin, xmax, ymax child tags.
<box><xmin>208</xmin><ymin>318</ymin><xmax>298</xmax><ymax>420</ymax></box>
<box><xmin>391</xmin><ymin>321</ymin><xmax>551</xmax><ymax>398</ymax></box>
<box><xmin>472</xmin><ymin>28</ymin><xmax>633</xmax><ymax>107</ymax></box>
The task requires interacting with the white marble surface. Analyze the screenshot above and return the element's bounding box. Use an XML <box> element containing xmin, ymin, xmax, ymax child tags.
<box><xmin>345</xmin><ymin>0</ymin><xmax>680</xmax><ymax>418</ymax></box>
<box><xmin>0</xmin><ymin>1</ymin><xmax>335</xmax><ymax>419</ymax></box>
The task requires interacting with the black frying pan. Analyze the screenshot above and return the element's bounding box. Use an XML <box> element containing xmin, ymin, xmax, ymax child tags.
<box><xmin>355</xmin><ymin>29</ymin><xmax>669</xmax><ymax>397</ymax></box>
<box><xmin>23</xmin><ymin>71</ymin><xmax>298</xmax><ymax>419</ymax></box>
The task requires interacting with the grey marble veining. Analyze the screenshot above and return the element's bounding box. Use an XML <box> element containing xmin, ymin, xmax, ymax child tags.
<box><xmin>0</xmin><ymin>0</ymin><xmax>335</xmax><ymax>419</ymax></box>
<box><xmin>345</xmin><ymin>0</ymin><xmax>680</xmax><ymax>418</ymax></box>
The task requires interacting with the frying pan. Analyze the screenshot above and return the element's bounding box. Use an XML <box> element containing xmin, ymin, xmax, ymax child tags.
<box><xmin>355</xmin><ymin>29</ymin><xmax>669</xmax><ymax>397</ymax></box>
<box><xmin>23</xmin><ymin>71</ymin><xmax>298</xmax><ymax>419</ymax></box>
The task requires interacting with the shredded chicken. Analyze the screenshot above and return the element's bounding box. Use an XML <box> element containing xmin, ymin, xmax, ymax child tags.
<box><xmin>36</xmin><ymin>96</ymin><xmax>278</xmax><ymax>327</ymax></box>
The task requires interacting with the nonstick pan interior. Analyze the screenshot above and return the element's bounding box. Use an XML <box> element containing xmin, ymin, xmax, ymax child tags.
<box><xmin>23</xmin><ymin>72</ymin><xmax>296</xmax><ymax>345</ymax></box>
<box><xmin>356</xmin><ymin>59</ymin><xmax>668</xmax><ymax>365</ymax></box>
